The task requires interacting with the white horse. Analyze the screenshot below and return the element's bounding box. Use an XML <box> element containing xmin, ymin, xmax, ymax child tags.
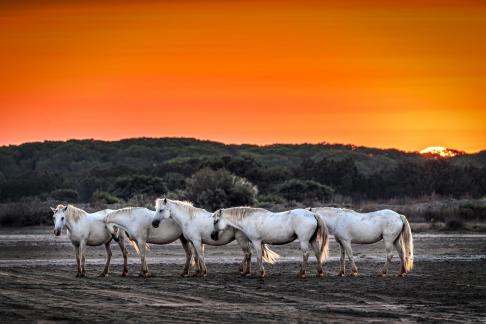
<box><xmin>51</xmin><ymin>204</ymin><xmax>128</xmax><ymax>277</ymax></box>
<box><xmin>152</xmin><ymin>199</ymin><xmax>279</xmax><ymax>277</ymax></box>
<box><xmin>212</xmin><ymin>207</ymin><xmax>329</xmax><ymax>278</ymax></box>
<box><xmin>310</xmin><ymin>207</ymin><xmax>414</xmax><ymax>276</ymax></box>
<box><xmin>104</xmin><ymin>207</ymin><xmax>197</xmax><ymax>278</ymax></box>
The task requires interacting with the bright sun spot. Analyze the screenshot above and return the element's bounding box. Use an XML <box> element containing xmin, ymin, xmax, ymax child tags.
<box><xmin>420</xmin><ymin>146</ymin><xmax>459</xmax><ymax>158</ymax></box>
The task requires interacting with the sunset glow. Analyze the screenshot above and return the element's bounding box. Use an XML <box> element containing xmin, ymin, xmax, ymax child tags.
<box><xmin>419</xmin><ymin>146</ymin><xmax>462</xmax><ymax>158</ymax></box>
<box><xmin>1</xmin><ymin>1</ymin><xmax>485</xmax><ymax>152</ymax></box>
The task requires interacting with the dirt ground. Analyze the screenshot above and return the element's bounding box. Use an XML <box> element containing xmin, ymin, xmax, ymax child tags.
<box><xmin>0</xmin><ymin>227</ymin><xmax>485</xmax><ymax>323</ymax></box>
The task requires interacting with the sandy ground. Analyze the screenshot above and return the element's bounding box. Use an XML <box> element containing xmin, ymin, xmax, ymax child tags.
<box><xmin>0</xmin><ymin>227</ymin><xmax>485</xmax><ymax>323</ymax></box>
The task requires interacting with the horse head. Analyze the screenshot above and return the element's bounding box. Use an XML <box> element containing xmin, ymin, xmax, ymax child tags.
<box><xmin>51</xmin><ymin>205</ymin><xmax>68</xmax><ymax>236</ymax></box>
<box><xmin>152</xmin><ymin>198</ymin><xmax>170</xmax><ymax>228</ymax></box>
<box><xmin>210</xmin><ymin>209</ymin><xmax>227</xmax><ymax>241</ymax></box>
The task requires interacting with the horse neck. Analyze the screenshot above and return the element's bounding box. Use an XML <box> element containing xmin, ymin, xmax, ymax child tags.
<box><xmin>171</xmin><ymin>204</ymin><xmax>197</xmax><ymax>226</ymax></box>
<box><xmin>222</xmin><ymin>214</ymin><xmax>245</xmax><ymax>232</ymax></box>
<box><xmin>65</xmin><ymin>209</ymin><xmax>87</xmax><ymax>233</ymax></box>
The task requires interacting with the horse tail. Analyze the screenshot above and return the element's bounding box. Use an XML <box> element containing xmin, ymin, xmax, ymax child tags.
<box><xmin>399</xmin><ymin>214</ymin><xmax>414</xmax><ymax>273</ymax></box>
<box><xmin>127</xmin><ymin>238</ymin><xmax>142</xmax><ymax>256</ymax></box>
<box><xmin>312</xmin><ymin>213</ymin><xmax>329</xmax><ymax>265</ymax></box>
<box><xmin>128</xmin><ymin>238</ymin><xmax>140</xmax><ymax>256</ymax></box>
<box><xmin>262</xmin><ymin>243</ymin><xmax>280</xmax><ymax>264</ymax></box>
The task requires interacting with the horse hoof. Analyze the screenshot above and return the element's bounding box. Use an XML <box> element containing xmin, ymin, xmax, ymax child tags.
<box><xmin>351</xmin><ymin>272</ymin><xmax>359</xmax><ymax>277</ymax></box>
<box><xmin>75</xmin><ymin>273</ymin><xmax>81</xmax><ymax>278</ymax></box>
<box><xmin>98</xmin><ymin>273</ymin><xmax>108</xmax><ymax>277</ymax></box>
<box><xmin>317</xmin><ymin>271</ymin><xmax>325</xmax><ymax>277</ymax></box>
<box><xmin>299</xmin><ymin>274</ymin><xmax>307</xmax><ymax>279</ymax></box>
<box><xmin>397</xmin><ymin>273</ymin><xmax>406</xmax><ymax>277</ymax></box>
<box><xmin>79</xmin><ymin>273</ymin><xmax>86</xmax><ymax>278</ymax></box>
<box><xmin>336</xmin><ymin>272</ymin><xmax>345</xmax><ymax>277</ymax></box>
<box><xmin>121</xmin><ymin>272</ymin><xmax>128</xmax><ymax>277</ymax></box>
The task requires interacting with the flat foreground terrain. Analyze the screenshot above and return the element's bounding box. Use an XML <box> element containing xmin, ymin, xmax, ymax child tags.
<box><xmin>0</xmin><ymin>228</ymin><xmax>485</xmax><ymax>322</ymax></box>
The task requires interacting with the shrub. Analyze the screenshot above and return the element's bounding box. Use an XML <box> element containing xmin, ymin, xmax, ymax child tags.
<box><xmin>111</xmin><ymin>175</ymin><xmax>167</xmax><ymax>200</ymax></box>
<box><xmin>50</xmin><ymin>189</ymin><xmax>79</xmax><ymax>202</ymax></box>
<box><xmin>445</xmin><ymin>219</ymin><xmax>465</xmax><ymax>231</ymax></box>
<box><xmin>277</xmin><ymin>179</ymin><xmax>334</xmax><ymax>203</ymax></box>
<box><xmin>91</xmin><ymin>190</ymin><xmax>121</xmax><ymax>204</ymax></box>
<box><xmin>185</xmin><ymin>168</ymin><xmax>258</xmax><ymax>211</ymax></box>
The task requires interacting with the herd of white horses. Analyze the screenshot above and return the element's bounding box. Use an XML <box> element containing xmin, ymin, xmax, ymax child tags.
<box><xmin>51</xmin><ymin>198</ymin><xmax>413</xmax><ymax>278</ymax></box>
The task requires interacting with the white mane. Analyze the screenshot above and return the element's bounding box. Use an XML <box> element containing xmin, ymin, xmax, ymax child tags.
<box><xmin>105</xmin><ymin>207</ymin><xmax>140</xmax><ymax>223</ymax></box>
<box><xmin>221</xmin><ymin>207</ymin><xmax>268</xmax><ymax>223</ymax></box>
<box><xmin>155</xmin><ymin>199</ymin><xmax>206</xmax><ymax>219</ymax></box>
<box><xmin>57</xmin><ymin>204</ymin><xmax>88</xmax><ymax>223</ymax></box>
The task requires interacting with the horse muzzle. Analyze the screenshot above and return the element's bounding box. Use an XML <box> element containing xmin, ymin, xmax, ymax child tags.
<box><xmin>210</xmin><ymin>231</ymin><xmax>219</xmax><ymax>241</ymax></box>
<box><xmin>152</xmin><ymin>220</ymin><xmax>160</xmax><ymax>228</ymax></box>
<box><xmin>54</xmin><ymin>229</ymin><xmax>61</xmax><ymax>236</ymax></box>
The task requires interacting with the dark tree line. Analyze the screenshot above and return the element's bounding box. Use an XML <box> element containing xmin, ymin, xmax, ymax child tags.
<box><xmin>0</xmin><ymin>138</ymin><xmax>485</xmax><ymax>212</ymax></box>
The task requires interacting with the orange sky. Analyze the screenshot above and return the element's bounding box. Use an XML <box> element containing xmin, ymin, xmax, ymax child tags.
<box><xmin>1</xmin><ymin>0</ymin><xmax>485</xmax><ymax>152</ymax></box>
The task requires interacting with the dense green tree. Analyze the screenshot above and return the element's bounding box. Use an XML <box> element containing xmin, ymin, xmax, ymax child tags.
<box><xmin>185</xmin><ymin>168</ymin><xmax>258</xmax><ymax>211</ymax></box>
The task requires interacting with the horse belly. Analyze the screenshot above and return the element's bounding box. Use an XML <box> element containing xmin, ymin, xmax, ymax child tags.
<box><xmin>205</xmin><ymin>229</ymin><xmax>235</xmax><ymax>246</ymax></box>
<box><xmin>259</xmin><ymin>224</ymin><xmax>296</xmax><ymax>245</ymax></box>
<box><xmin>348</xmin><ymin>225</ymin><xmax>383</xmax><ymax>244</ymax></box>
<box><xmin>147</xmin><ymin>226</ymin><xmax>181</xmax><ymax>244</ymax></box>
<box><xmin>87</xmin><ymin>228</ymin><xmax>111</xmax><ymax>246</ymax></box>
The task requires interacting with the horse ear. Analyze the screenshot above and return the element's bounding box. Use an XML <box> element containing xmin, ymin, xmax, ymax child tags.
<box><xmin>62</xmin><ymin>205</ymin><xmax>68</xmax><ymax>212</ymax></box>
<box><xmin>50</xmin><ymin>207</ymin><xmax>56</xmax><ymax>213</ymax></box>
<box><xmin>163</xmin><ymin>198</ymin><xmax>167</xmax><ymax>204</ymax></box>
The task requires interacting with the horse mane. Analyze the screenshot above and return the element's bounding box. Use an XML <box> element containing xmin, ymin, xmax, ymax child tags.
<box><xmin>105</xmin><ymin>207</ymin><xmax>140</xmax><ymax>223</ymax></box>
<box><xmin>155</xmin><ymin>198</ymin><xmax>206</xmax><ymax>219</ymax></box>
<box><xmin>316</xmin><ymin>207</ymin><xmax>355</xmax><ymax>216</ymax></box>
<box><xmin>61</xmin><ymin>204</ymin><xmax>87</xmax><ymax>223</ymax></box>
<box><xmin>221</xmin><ymin>207</ymin><xmax>268</xmax><ymax>223</ymax></box>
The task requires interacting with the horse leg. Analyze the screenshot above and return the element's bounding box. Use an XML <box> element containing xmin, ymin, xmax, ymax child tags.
<box><xmin>244</xmin><ymin>242</ymin><xmax>252</xmax><ymax>276</ymax></box>
<box><xmin>235</xmin><ymin>232</ymin><xmax>251</xmax><ymax>276</ymax></box>
<box><xmin>117</xmin><ymin>235</ymin><xmax>128</xmax><ymax>277</ymax></box>
<box><xmin>311</xmin><ymin>238</ymin><xmax>324</xmax><ymax>277</ymax></box>
<box><xmin>342</xmin><ymin>240</ymin><xmax>358</xmax><ymax>276</ymax></box>
<box><xmin>180</xmin><ymin>236</ymin><xmax>192</xmax><ymax>277</ymax></box>
<box><xmin>79</xmin><ymin>240</ymin><xmax>87</xmax><ymax>277</ymax></box>
<box><xmin>192</xmin><ymin>239</ymin><xmax>207</xmax><ymax>277</ymax></box>
<box><xmin>394</xmin><ymin>240</ymin><xmax>406</xmax><ymax>276</ymax></box>
<box><xmin>253</xmin><ymin>240</ymin><xmax>265</xmax><ymax>278</ymax></box>
<box><xmin>100</xmin><ymin>241</ymin><xmax>112</xmax><ymax>277</ymax></box>
<box><xmin>335</xmin><ymin>238</ymin><xmax>346</xmax><ymax>276</ymax></box>
<box><xmin>380</xmin><ymin>239</ymin><xmax>394</xmax><ymax>276</ymax></box>
<box><xmin>137</xmin><ymin>239</ymin><xmax>150</xmax><ymax>278</ymax></box>
<box><xmin>299</xmin><ymin>240</ymin><xmax>311</xmax><ymax>278</ymax></box>
<box><xmin>74</xmin><ymin>245</ymin><xmax>81</xmax><ymax>277</ymax></box>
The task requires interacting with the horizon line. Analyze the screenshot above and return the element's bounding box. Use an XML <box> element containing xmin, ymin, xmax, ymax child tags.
<box><xmin>1</xmin><ymin>136</ymin><xmax>483</xmax><ymax>154</ymax></box>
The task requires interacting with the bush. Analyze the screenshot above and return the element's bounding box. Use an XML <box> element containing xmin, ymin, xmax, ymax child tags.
<box><xmin>445</xmin><ymin>219</ymin><xmax>465</xmax><ymax>231</ymax></box>
<box><xmin>91</xmin><ymin>190</ymin><xmax>121</xmax><ymax>204</ymax></box>
<box><xmin>0</xmin><ymin>198</ymin><xmax>53</xmax><ymax>226</ymax></box>
<box><xmin>50</xmin><ymin>189</ymin><xmax>79</xmax><ymax>202</ymax></box>
<box><xmin>185</xmin><ymin>168</ymin><xmax>258</xmax><ymax>211</ymax></box>
<box><xmin>277</xmin><ymin>179</ymin><xmax>334</xmax><ymax>203</ymax></box>
<box><xmin>111</xmin><ymin>175</ymin><xmax>167</xmax><ymax>200</ymax></box>
<box><xmin>163</xmin><ymin>172</ymin><xmax>186</xmax><ymax>191</ymax></box>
